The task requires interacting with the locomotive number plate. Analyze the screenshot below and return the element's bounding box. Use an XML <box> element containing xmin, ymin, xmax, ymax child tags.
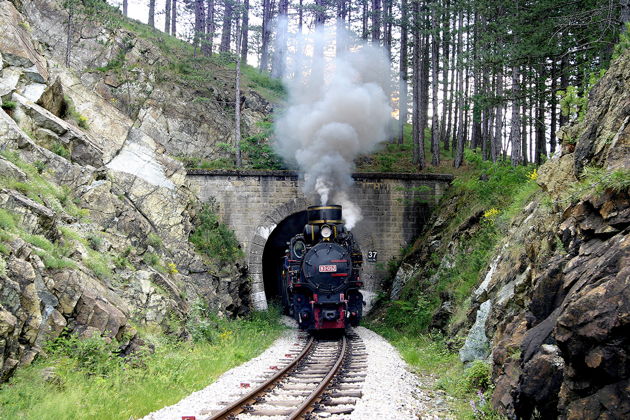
<box><xmin>319</xmin><ymin>265</ymin><xmax>338</xmax><ymax>273</ymax></box>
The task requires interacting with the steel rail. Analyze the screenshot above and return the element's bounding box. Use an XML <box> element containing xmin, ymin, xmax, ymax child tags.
<box><xmin>288</xmin><ymin>335</ymin><xmax>348</xmax><ymax>420</ymax></box>
<box><xmin>209</xmin><ymin>336</ymin><xmax>315</xmax><ymax>420</ymax></box>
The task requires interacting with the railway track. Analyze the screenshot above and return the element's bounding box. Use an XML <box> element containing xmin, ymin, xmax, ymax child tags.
<box><xmin>209</xmin><ymin>331</ymin><xmax>367</xmax><ymax>420</ymax></box>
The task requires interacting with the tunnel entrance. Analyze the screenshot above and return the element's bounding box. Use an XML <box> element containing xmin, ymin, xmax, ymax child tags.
<box><xmin>262</xmin><ymin>210</ymin><xmax>308</xmax><ymax>311</ymax></box>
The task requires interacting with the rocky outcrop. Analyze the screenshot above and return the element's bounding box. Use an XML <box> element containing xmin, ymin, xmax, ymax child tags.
<box><xmin>16</xmin><ymin>0</ymin><xmax>272</xmax><ymax>161</ymax></box>
<box><xmin>0</xmin><ymin>0</ymin><xmax>250</xmax><ymax>381</ymax></box>
<box><xmin>385</xmin><ymin>48</ymin><xmax>629</xmax><ymax>419</ymax></box>
<box><xmin>471</xmin><ymin>51</ymin><xmax>630</xmax><ymax>419</ymax></box>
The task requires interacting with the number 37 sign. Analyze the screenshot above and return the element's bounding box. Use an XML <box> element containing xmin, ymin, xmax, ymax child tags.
<box><xmin>367</xmin><ymin>251</ymin><xmax>378</xmax><ymax>263</ymax></box>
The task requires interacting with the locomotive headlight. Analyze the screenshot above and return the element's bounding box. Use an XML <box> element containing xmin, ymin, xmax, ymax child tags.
<box><xmin>321</xmin><ymin>225</ymin><xmax>332</xmax><ymax>238</ymax></box>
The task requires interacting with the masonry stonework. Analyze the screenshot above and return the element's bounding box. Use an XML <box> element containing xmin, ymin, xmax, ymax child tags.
<box><xmin>187</xmin><ymin>170</ymin><xmax>452</xmax><ymax>310</ymax></box>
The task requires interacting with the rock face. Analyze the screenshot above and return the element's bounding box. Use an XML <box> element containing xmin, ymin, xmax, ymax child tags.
<box><xmin>473</xmin><ymin>51</ymin><xmax>630</xmax><ymax>419</ymax></box>
<box><xmin>386</xmin><ymin>49</ymin><xmax>629</xmax><ymax>419</ymax></box>
<box><xmin>0</xmin><ymin>0</ymin><xmax>252</xmax><ymax>381</ymax></box>
<box><xmin>18</xmin><ymin>0</ymin><xmax>272</xmax><ymax>161</ymax></box>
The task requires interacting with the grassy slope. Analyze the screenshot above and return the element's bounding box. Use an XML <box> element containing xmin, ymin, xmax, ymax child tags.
<box><xmin>366</xmin><ymin>151</ymin><xmax>540</xmax><ymax>419</ymax></box>
<box><xmin>0</xmin><ymin>7</ymin><xmax>288</xmax><ymax>416</ymax></box>
<box><xmin>0</xmin><ymin>310</ymin><xmax>285</xmax><ymax>419</ymax></box>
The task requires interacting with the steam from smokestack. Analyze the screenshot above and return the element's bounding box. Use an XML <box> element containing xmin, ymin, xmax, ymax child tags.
<box><xmin>274</xmin><ymin>27</ymin><xmax>393</xmax><ymax>230</ymax></box>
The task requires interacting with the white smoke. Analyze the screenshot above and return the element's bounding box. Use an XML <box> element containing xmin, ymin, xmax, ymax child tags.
<box><xmin>274</xmin><ymin>28</ymin><xmax>393</xmax><ymax>230</ymax></box>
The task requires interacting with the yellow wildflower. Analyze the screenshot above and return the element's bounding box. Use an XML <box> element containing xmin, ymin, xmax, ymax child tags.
<box><xmin>483</xmin><ymin>208</ymin><xmax>500</xmax><ymax>220</ymax></box>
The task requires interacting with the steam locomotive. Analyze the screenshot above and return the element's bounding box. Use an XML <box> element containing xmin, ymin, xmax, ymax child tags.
<box><xmin>282</xmin><ymin>205</ymin><xmax>364</xmax><ymax>331</ymax></box>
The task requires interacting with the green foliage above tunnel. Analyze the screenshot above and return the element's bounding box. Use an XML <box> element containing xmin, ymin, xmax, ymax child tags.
<box><xmin>189</xmin><ymin>204</ymin><xmax>244</xmax><ymax>264</ymax></box>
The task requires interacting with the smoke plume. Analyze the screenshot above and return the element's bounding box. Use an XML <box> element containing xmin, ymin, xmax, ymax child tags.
<box><xmin>274</xmin><ymin>29</ymin><xmax>392</xmax><ymax>229</ymax></box>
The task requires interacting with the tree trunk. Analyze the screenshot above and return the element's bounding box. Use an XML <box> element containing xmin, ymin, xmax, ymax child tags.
<box><xmin>430</xmin><ymin>0</ymin><xmax>440</xmax><ymax>166</ymax></box>
<box><xmin>447</xmin><ymin>19</ymin><xmax>456</xmax><ymax>152</ymax></box>
<box><xmin>522</xmin><ymin>95</ymin><xmax>528</xmax><ymax>165</ymax></box>
<box><xmin>559</xmin><ymin>54</ymin><xmax>568</xmax><ymax>127</ymax></box>
<box><xmin>337</xmin><ymin>0</ymin><xmax>347</xmax><ymax>57</ymax></box>
<box><xmin>550</xmin><ymin>60</ymin><xmax>557</xmax><ymax>154</ymax></box>
<box><xmin>462</xmin><ymin>8</ymin><xmax>472</xmax><ymax>147</ymax></box>
<box><xmin>440</xmin><ymin>0</ymin><xmax>450</xmax><ymax>151</ymax></box>
<box><xmin>492</xmin><ymin>71</ymin><xmax>503</xmax><ymax>162</ymax></box>
<box><xmin>220</xmin><ymin>0</ymin><xmax>233</xmax><ymax>53</ymax></box>
<box><xmin>510</xmin><ymin>65</ymin><xmax>522</xmax><ymax>166</ymax></box>
<box><xmin>205</xmin><ymin>0</ymin><xmax>215</xmax><ymax>55</ymax></box>
<box><xmin>164</xmin><ymin>0</ymin><xmax>171</xmax><ymax>34</ymax></box>
<box><xmin>371</xmin><ymin>0</ymin><xmax>381</xmax><ymax>42</ymax></box>
<box><xmin>453</xmin><ymin>8</ymin><xmax>464</xmax><ymax>168</ymax></box>
<box><xmin>123</xmin><ymin>0</ymin><xmax>128</xmax><ymax>17</ymax></box>
<box><xmin>240</xmin><ymin>0</ymin><xmax>249</xmax><ymax>62</ymax></box>
<box><xmin>398</xmin><ymin>0</ymin><xmax>409</xmax><ymax>145</ymax></box>
<box><xmin>383</xmin><ymin>0</ymin><xmax>392</xmax><ymax>58</ymax></box>
<box><xmin>299</xmin><ymin>0</ymin><xmax>304</xmax><ymax>33</ymax></box>
<box><xmin>148</xmin><ymin>0</ymin><xmax>156</xmax><ymax>28</ymax></box>
<box><xmin>534</xmin><ymin>65</ymin><xmax>546</xmax><ymax>164</ymax></box>
<box><xmin>171</xmin><ymin>0</ymin><xmax>177</xmax><ymax>36</ymax></box>
<box><xmin>235</xmin><ymin>11</ymin><xmax>243</xmax><ymax>167</ymax></box>
<box><xmin>412</xmin><ymin>0</ymin><xmax>425</xmax><ymax>169</ymax></box>
<box><xmin>273</xmin><ymin>0</ymin><xmax>288</xmax><ymax>78</ymax></box>
<box><xmin>421</xmin><ymin>31</ymin><xmax>430</xmax><ymax>160</ymax></box>
<box><xmin>194</xmin><ymin>0</ymin><xmax>206</xmax><ymax>53</ymax></box>
<box><xmin>470</xmin><ymin>11</ymin><xmax>481</xmax><ymax>151</ymax></box>
<box><xmin>362</xmin><ymin>0</ymin><xmax>368</xmax><ymax>39</ymax></box>
<box><xmin>260</xmin><ymin>0</ymin><xmax>272</xmax><ymax>71</ymax></box>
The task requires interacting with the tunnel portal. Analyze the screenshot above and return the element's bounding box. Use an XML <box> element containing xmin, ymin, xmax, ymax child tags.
<box><xmin>262</xmin><ymin>211</ymin><xmax>307</xmax><ymax>311</ymax></box>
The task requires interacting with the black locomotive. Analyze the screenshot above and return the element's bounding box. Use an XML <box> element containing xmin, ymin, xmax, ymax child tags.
<box><xmin>282</xmin><ymin>205</ymin><xmax>364</xmax><ymax>331</ymax></box>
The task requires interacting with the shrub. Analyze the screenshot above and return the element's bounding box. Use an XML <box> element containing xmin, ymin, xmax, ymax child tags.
<box><xmin>45</xmin><ymin>332</ymin><xmax>122</xmax><ymax>377</ymax></box>
<box><xmin>24</xmin><ymin>233</ymin><xmax>55</xmax><ymax>252</ymax></box>
<box><xmin>189</xmin><ymin>204</ymin><xmax>243</xmax><ymax>264</ymax></box>
<box><xmin>51</xmin><ymin>142</ymin><xmax>71</xmax><ymax>160</ymax></box>
<box><xmin>87</xmin><ymin>233</ymin><xmax>103</xmax><ymax>251</ymax></box>
<box><xmin>43</xmin><ymin>255</ymin><xmax>77</xmax><ymax>270</ymax></box>
<box><xmin>1</xmin><ymin>100</ymin><xmax>17</xmax><ymax>110</ymax></box>
<box><xmin>0</xmin><ymin>209</ymin><xmax>17</xmax><ymax>230</ymax></box>
<box><xmin>377</xmin><ymin>154</ymin><xmax>397</xmax><ymax>172</ymax></box>
<box><xmin>240</xmin><ymin>121</ymin><xmax>285</xmax><ymax>170</ymax></box>
<box><xmin>186</xmin><ymin>301</ymin><xmax>220</xmax><ymax>343</ymax></box>
<box><xmin>62</xmin><ymin>95</ymin><xmax>90</xmax><ymax>130</ymax></box>
<box><xmin>465</xmin><ymin>360</ymin><xmax>492</xmax><ymax>392</ymax></box>
<box><xmin>146</xmin><ymin>233</ymin><xmax>163</xmax><ymax>249</ymax></box>
<box><xmin>33</xmin><ymin>160</ymin><xmax>46</xmax><ymax>174</ymax></box>
<box><xmin>84</xmin><ymin>252</ymin><xmax>112</xmax><ymax>280</ymax></box>
<box><xmin>142</xmin><ymin>252</ymin><xmax>160</xmax><ymax>267</ymax></box>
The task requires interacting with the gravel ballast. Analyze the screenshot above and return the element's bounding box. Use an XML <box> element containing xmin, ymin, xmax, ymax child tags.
<box><xmin>141</xmin><ymin>320</ymin><xmax>451</xmax><ymax>419</ymax></box>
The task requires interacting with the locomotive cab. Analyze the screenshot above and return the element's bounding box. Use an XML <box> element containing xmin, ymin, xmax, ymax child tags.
<box><xmin>283</xmin><ymin>205</ymin><xmax>363</xmax><ymax>331</ymax></box>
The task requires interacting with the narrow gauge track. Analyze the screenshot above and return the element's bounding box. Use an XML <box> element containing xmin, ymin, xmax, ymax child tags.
<box><xmin>209</xmin><ymin>332</ymin><xmax>367</xmax><ymax>420</ymax></box>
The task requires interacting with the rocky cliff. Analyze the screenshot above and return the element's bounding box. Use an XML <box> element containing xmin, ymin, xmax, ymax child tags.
<box><xmin>389</xmin><ymin>49</ymin><xmax>629</xmax><ymax>418</ymax></box>
<box><xmin>0</xmin><ymin>0</ymin><xmax>262</xmax><ymax>381</ymax></box>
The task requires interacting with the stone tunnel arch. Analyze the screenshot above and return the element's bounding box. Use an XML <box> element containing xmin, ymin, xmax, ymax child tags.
<box><xmin>247</xmin><ymin>198</ymin><xmax>310</xmax><ymax>310</ymax></box>
<box><xmin>247</xmin><ymin>198</ymin><xmax>383</xmax><ymax>312</ymax></box>
<box><xmin>187</xmin><ymin>170</ymin><xmax>454</xmax><ymax>311</ymax></box>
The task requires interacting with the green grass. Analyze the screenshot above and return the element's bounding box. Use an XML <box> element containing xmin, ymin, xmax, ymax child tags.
<box><xmin>1</xmin><ymin>100</ymin><xmax>17</xmax><ymax>110</ymax></box>
<box><xmin>0</xmin><ymin>307</ymin><xmax>285</xmax><ymax>420</ymax></box>
<box><xmin>567</xmin><ymin>166</ymin><xmax>630</xmax><ymax>202</ymax></box>
<box><xmin>388</xmin><ymin>149</ymin><xmax>540</xmax><ymax>319</ymax></box>
<box><xmin>0</xmin><ymin>151</ymin><xmax>89</xmax><ymax>220</ymax></box>
<box><xmin>0</xmin><ymin>208</ymin><xmax>18</xmax><ymax>230</ymax></box>
<box><xmin>368</xmin><ymin>150</ymin><xmax>538</xmax><ymax>418</ymax></box>
<box><xmin>190</xmin><ymin>204</ymin><xmax>244</xmax><ymax>264</ymax></box>
<box><xmin>366</xmin><ymin>326</ymin><xmax>500</xmax><ymax>419</ymax></box>
<box><xmin>355</xmin><ymin>125</ymin><xmax>460</xmax><ymax>174</ymax></box>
